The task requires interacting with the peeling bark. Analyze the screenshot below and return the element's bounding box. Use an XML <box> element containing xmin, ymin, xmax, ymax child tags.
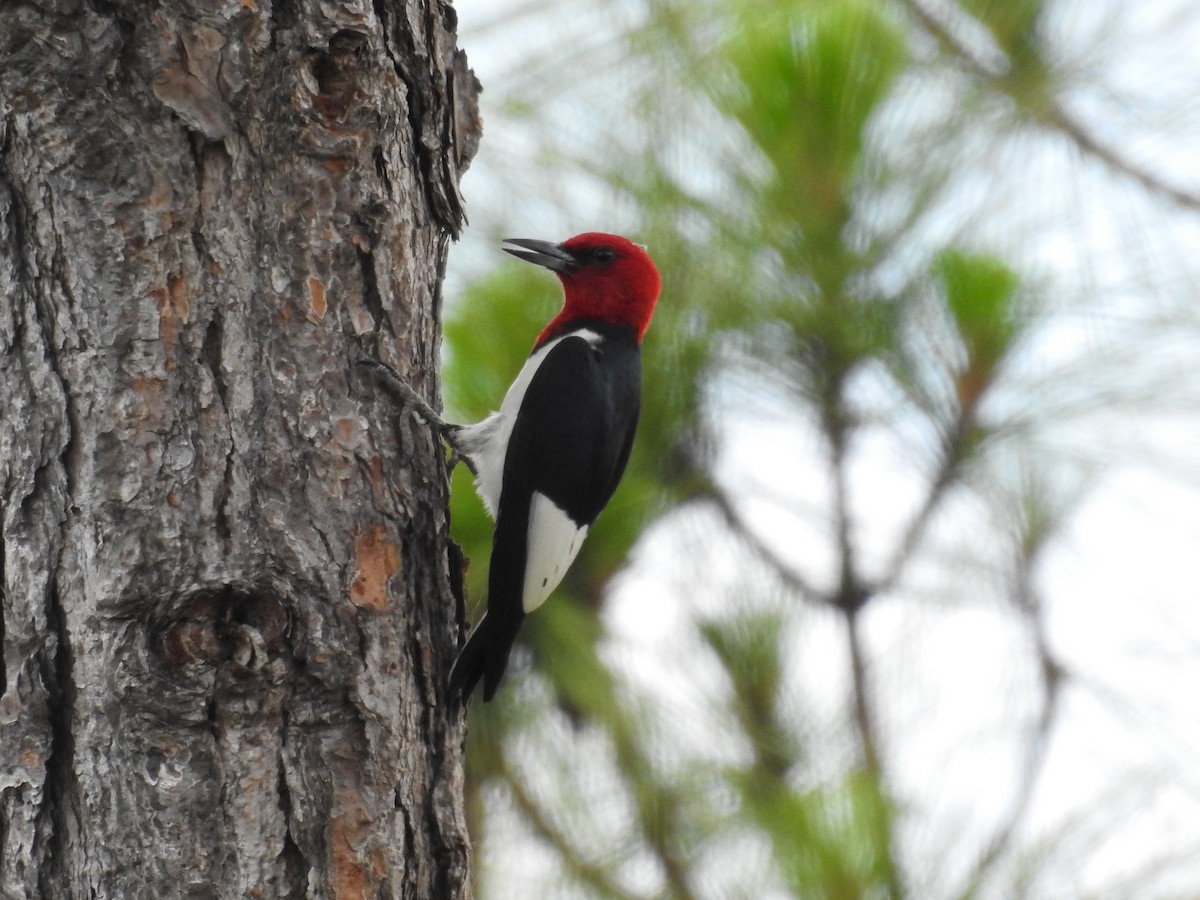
<box><xmin>0</xmin><ymin>0</ymin><xmax>479</xmax><ymax>897</ymax></box>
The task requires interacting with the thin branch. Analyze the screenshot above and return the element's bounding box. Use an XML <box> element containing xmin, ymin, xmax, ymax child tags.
<box><xmin>844</xmin><ymin>606</ymin><xmax>905</xmax><ymax>900</ymax></box>
<box><xmin>1042</xmin><ymin>99</ymin><xmax>1200</xmax><ymax>213</ymax></box>
<box><xmin>642</xmin><ymin>801</ymin><xmax>697</xmax><ymax>900</ymax></box>
<box><xmin>899</xmin><ymin>0</ymin><xmax>1200</xmax><ymax>214</ymax></box>
<box><xmin>500</xmin><ymin>752</ymin><xmax>642</xmax><ymax>900</ymax></box>
<box><xmin>899</xmin><ymin>0</ymin><xmax>1009</xmax><ymax>77</ymax></box>
<box><xmin>702</xmin><ymin>486</ymin><xmax>827</xmax><ymax>606</ymax></box>
<box><xmin>955</xmin><ymin>573</ymin><xmax>1065</xmax><ymax>900</ymax></box>
<box><xmin>875</xmin><ymin>422</ymin><xmax>967</xmax><ymax>595</ymax></box>
<box><xmin>826</xmin><ymin>408</ymin><xmax>865</xmax><ymax>614</ymax></box>
<box><xmin>603</xmin><ymin>710</ymin><xmax>699</xmax><ymax>900</ymax></box>
<box><xmin>845</xmin><ymin>610</ymin><xmax>883</xmax><ymax>777</ymax></box>
<box><xmin>821</xmin><ymin>374</ymin><xmax>905</xmax><ymax>899</ymax></box>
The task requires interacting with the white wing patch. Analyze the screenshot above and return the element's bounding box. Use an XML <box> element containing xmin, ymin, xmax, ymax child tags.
<box><xmin>522</xmin><ymin>492</ymin><xmax>589</xmax><ymax>613</ymax></box>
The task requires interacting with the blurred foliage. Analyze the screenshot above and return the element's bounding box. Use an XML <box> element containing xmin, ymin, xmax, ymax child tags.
<box><xmin>443</xmin><ymin>0</ymin><xmax>1200</xmax><ymax>897</ymax></box>
<box><xmin>935</xmin><ymin>248</ymin><xmax>1020</xmax><ymax>412</ymax></box>
<box><xmin>959</xmin><ymin>0</ymin><xmax>1044</xmax><ymax>66</ymax></box>
<box><xmin>721</xmin><ymin>1</ymin><xmax>906</xmax><ymax>243</ymax></box>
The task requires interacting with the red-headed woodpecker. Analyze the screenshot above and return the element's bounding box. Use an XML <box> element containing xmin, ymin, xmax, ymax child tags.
<box><xmin>365</xmin><ymin>233</ymin><xmax>661</xmax><ymax>703</ymax></box>
<box><xmin>452</xmin><ymin>233</ymin><xmax>661</xmax><ymax>702</ymax></box>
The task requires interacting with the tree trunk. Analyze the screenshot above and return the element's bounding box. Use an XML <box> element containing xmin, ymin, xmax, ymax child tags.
<box><xmin>0</xmin><ymin>1</ymin><xmax>479</xmax><ymax>896</ymax></box>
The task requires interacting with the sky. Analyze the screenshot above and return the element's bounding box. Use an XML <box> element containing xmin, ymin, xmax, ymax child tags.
<box><xmin>445</xmin><ymin>1</ymin><xmax>1200</xmax><ymax>896</ymax></box>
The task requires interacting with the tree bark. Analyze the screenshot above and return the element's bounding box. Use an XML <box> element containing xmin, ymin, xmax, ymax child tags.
<box><xmin>0</xmin><ymin>0</ymin><xmax>479</xmax><ymax>897</ymax></box>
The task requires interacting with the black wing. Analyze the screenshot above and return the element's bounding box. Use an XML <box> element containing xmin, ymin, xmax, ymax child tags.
<box><xmin>449</xmin><ymin>326</ymin><xmax>641</xmax><ymax>702</ymax></box>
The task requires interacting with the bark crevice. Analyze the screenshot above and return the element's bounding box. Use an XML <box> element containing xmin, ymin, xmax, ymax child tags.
<box><xmin>357</xmin><ymin>245</ymin><xmax>387</xmax><ymax>334</ymax></box>
<box><xmin>0</xmin><ymin>535</ymin><xmax>6</xmax><ymax>695</ymax></box>
<box><xmin>371</xmin><ymin>0</ymin><xmax>469</xmax><ymax>237</ymax></box>
<box><xmin>36</xmin><ymin>578</ymin><xmax>75</xmax><ymax>897</ymax></box>
<box><xmin>276</xmin><ymin>754</ymin><xmax>308</xmax><ymax>893</ymax></box>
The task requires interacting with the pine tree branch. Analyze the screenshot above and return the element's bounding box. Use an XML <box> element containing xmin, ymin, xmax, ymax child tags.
<box><xmin>955</xmin><ymin>570</ymin><xmax>1065</xmax><ymax>900</ymax></box>
<box><xmin>820</xmin><ymin>376</ymin><xmax>905</xmax><ymax>900</ymax></box>
<box><xmin>702</xmin><ymin>486</ymin><xmax>826</xmax><ymax>606</ymax></box>
<box><xmin>876</xmin><ymin>420</ymin><xmax>969</xmax><ymax>596</ymax></box>
<box><xmin>900</xmin><ymin>0</ymin><xmax>1200</xmax><ymax>214</ymax></box>
<box><xmin>500</xmin><ymin>752</ymin><xmax>641</xmax><ymax>900</ymax></box>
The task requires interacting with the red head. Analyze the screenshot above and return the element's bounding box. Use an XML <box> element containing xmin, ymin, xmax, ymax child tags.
<box><xmin>504</xmin><ymin>232</ymin><xmax>662</xmax><ymax>348</ymax></box>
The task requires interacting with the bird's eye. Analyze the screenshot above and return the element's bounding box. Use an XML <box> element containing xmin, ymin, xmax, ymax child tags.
<box><xmin>593</xmin><ymin>247</ymin><xmax>616</xmax><ymax>265</ymax></box>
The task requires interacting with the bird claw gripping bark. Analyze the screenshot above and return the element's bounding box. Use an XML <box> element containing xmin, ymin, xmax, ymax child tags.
<box><xmin>358</xmin><ymin>358</ymin><xmax>477</xmax><ymax>477</ymax></box>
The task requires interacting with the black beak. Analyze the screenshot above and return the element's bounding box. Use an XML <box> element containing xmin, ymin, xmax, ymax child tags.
<box><xmin>502</xmin><ymin>238</ymin><xmax>577</xmax><ymax>273</ymax></box>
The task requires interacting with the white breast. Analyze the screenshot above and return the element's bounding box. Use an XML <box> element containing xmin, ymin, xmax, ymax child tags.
<box><xmin>522</xmin><ymin>492</ymin><xmax>589</xmax><ymax>612</ymax></box>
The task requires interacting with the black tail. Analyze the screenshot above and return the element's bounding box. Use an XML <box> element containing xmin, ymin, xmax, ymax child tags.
<box><xmin>448</xmin><ymin>611</ymin><xmax>524</xmax><ymax>704</ymax></box>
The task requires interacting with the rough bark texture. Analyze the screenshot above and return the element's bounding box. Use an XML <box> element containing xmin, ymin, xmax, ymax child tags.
<box><xmin>0</xmin><ymin>0</ymin><xmax>479</xmax><ymax>896</ymax></box>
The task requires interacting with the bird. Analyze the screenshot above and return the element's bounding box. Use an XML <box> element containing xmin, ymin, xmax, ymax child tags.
<box><xmin>364</xmin><ymin>233</ymin><xmax>661</xmax><ymax>703</ymax></box>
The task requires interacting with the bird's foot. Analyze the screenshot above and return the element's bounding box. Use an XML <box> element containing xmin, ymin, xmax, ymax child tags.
<box><xmin>358</xmin><ymin>359</ymin><xmax>477</xmax><ymax>476</ymax></box>
<box><xmin>446</xmin><ymin>445</ymin><xmax>478</xmax><ymax>478</ymax></box>
<box><xmin>358</xmin><ymin>359</ymin><xmax>445</xmax><ymax>428</ymax></box>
